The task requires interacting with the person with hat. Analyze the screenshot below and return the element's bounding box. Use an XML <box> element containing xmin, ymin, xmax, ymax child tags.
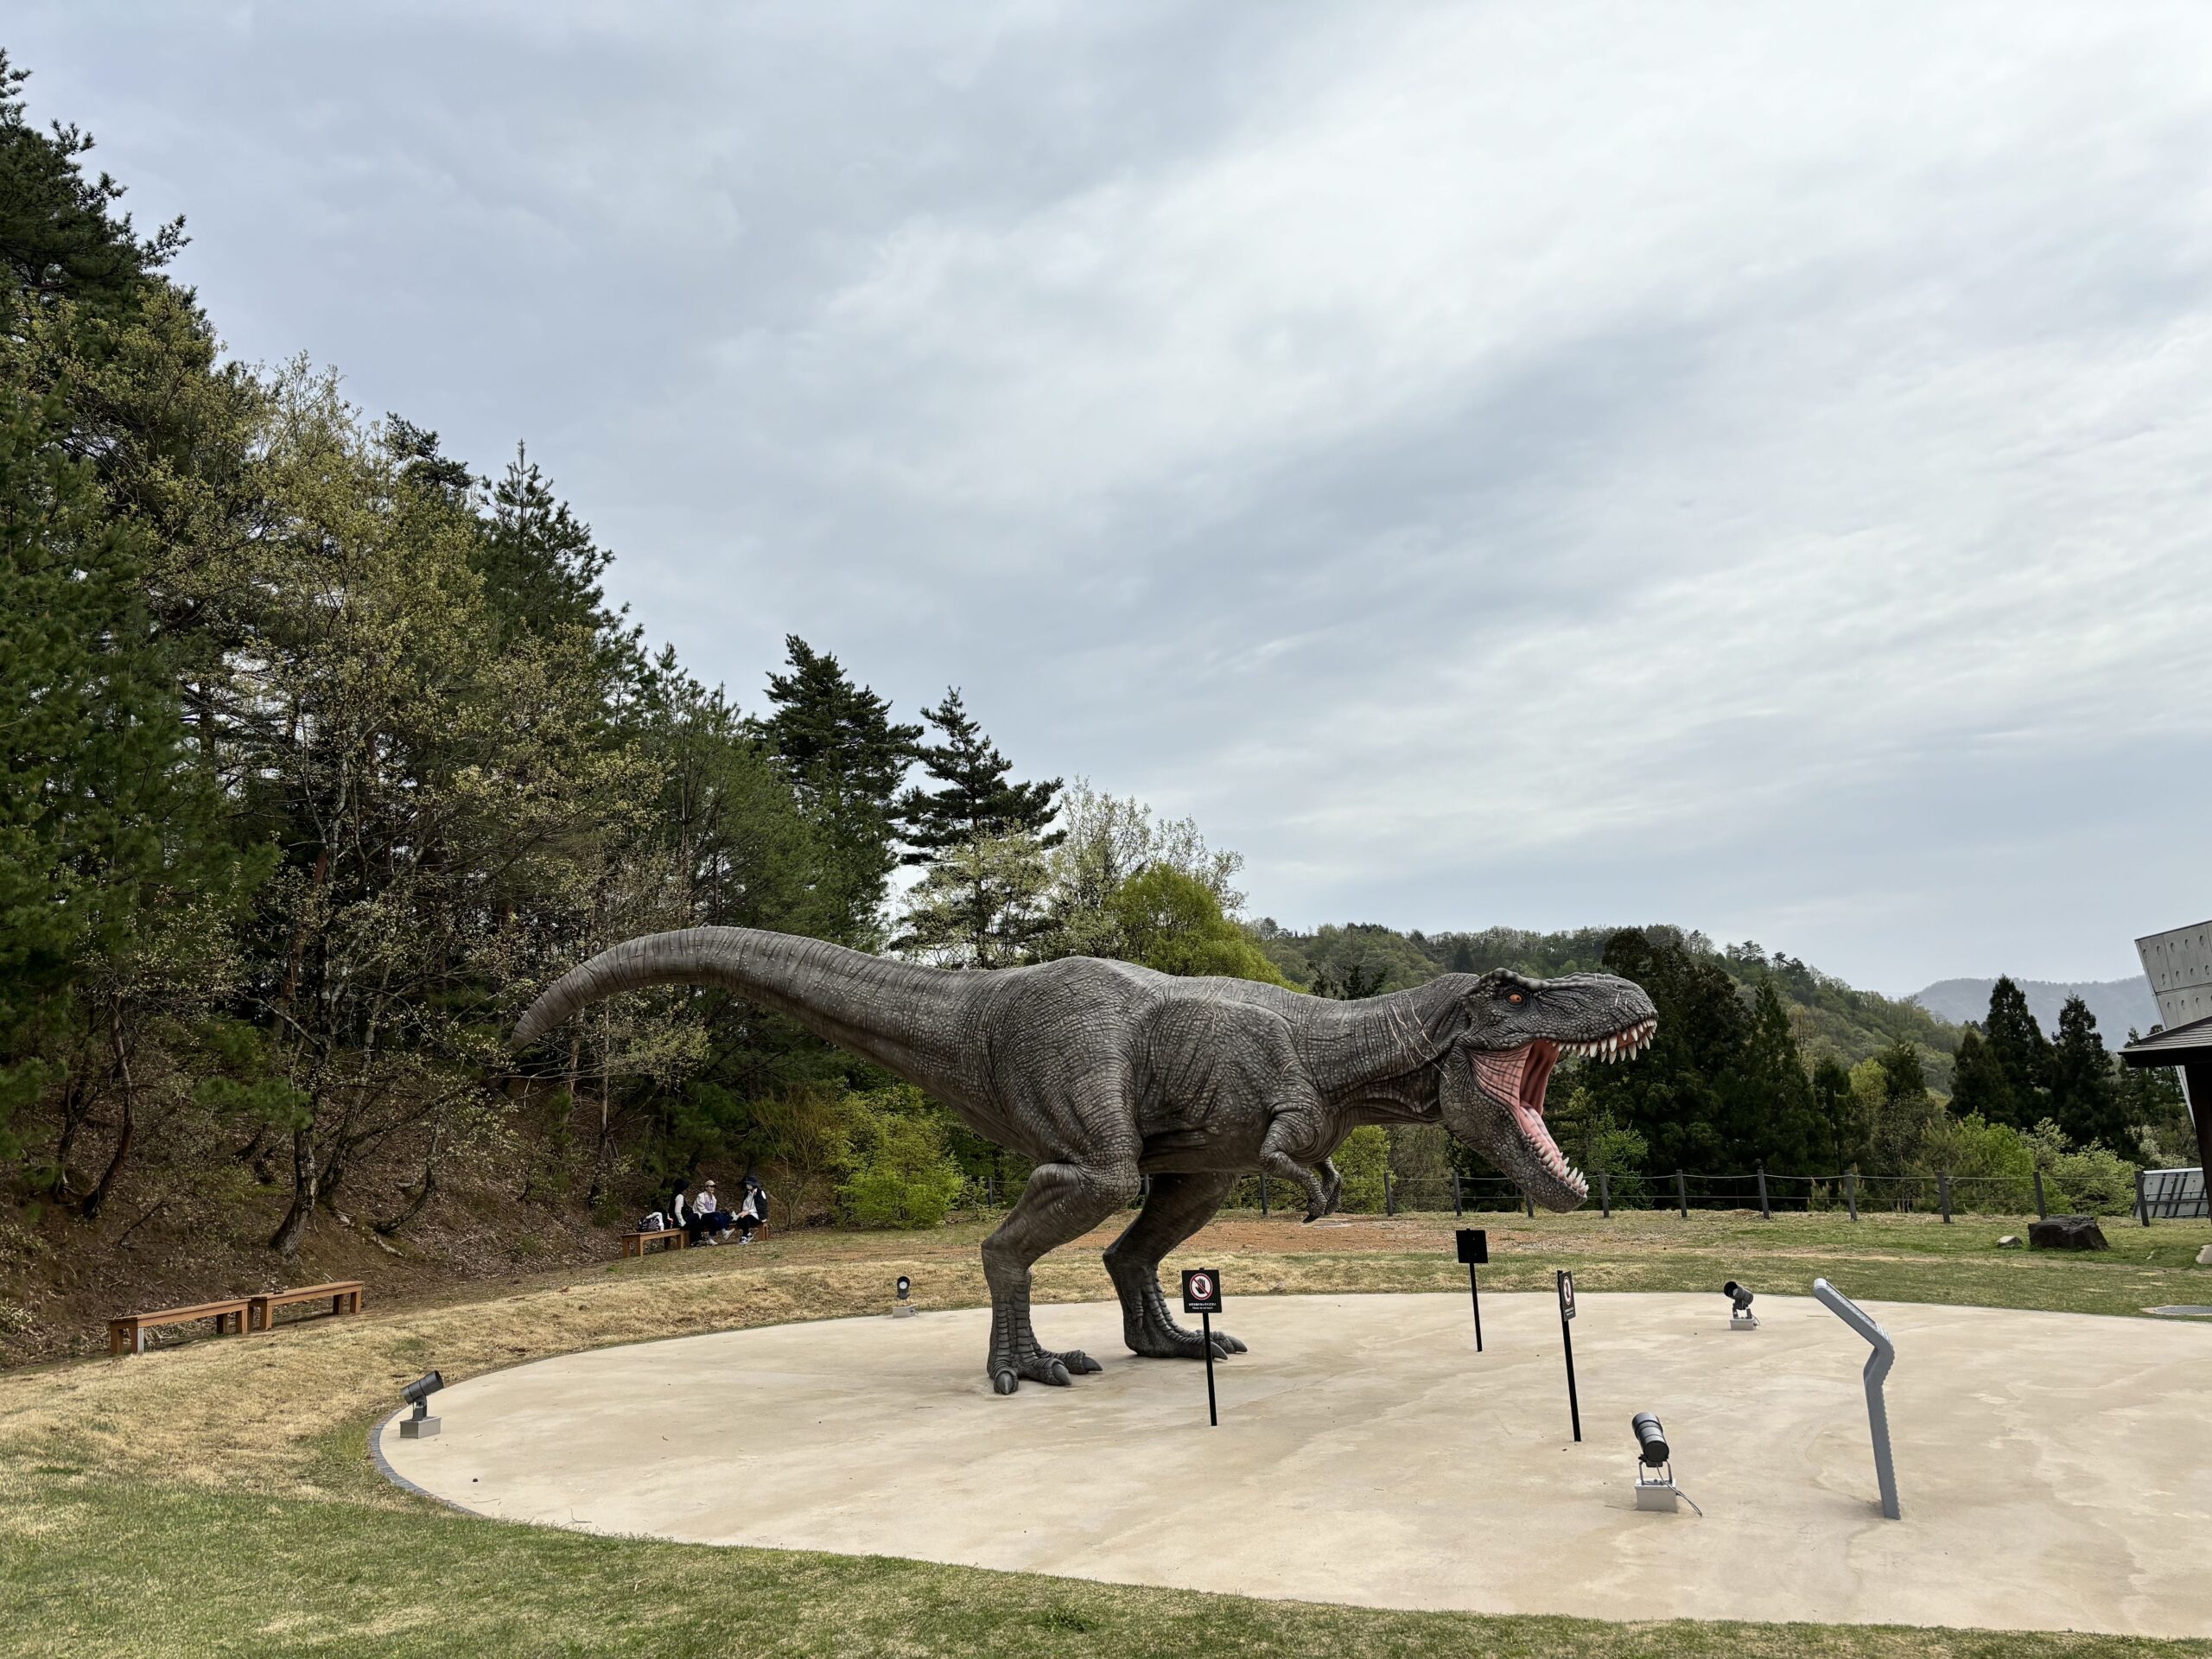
<box><xmin>734</xmin><ymin>1173</ymin><xmax>771</xmax><ymax>1243</ymax></box>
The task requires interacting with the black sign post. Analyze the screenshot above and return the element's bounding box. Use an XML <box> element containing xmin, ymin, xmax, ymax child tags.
<box><xmin>1182</xmin><ymin>1268</ymin><xmax>1224</xmax><ymax>1426</ymax></box>
<box><xmin>1555</xmin><ymin>1269</ymin><xmax>1581</xmax><ymax>1442</ymax></box>
<box><xmin>1455</xmin><ymin>1228</ymin><xmax>1489</xmax><ymax>1351</ymax></box>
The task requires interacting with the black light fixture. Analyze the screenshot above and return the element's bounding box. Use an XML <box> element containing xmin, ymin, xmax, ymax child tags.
<box><xmin>1723</xmin><ymin>1281</ymin><xmax>1758</xmax><ymax>1328</ymax></box>
<box><xmin>399</xmin><ymin>1370</ymin><xmax>444</xmax><ymax>1440</ymax></box>
<box><xmin>896</xmin><ymin>1275</ymin><xmax>912</xmax><ymax>1301</ymax></box>
<box><xmin>892</xmin><ymin>1274</ymin><xmax>916</xmax><ymax>1319</ymax></box>
<box><xmin>1630</xmin><ymin>1411</ymin><xmax>1702</xmax><ymax>1515</ymax></box>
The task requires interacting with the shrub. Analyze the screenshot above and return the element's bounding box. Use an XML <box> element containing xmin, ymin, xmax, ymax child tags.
<box><xmin>1334</xmin><ymin>1124</ymin><xmax>1389</xmax><ymax>1213</ymax></box>
<box><xmin>838</xmin><ymin>1090</ymin><xmax>966</xmax><ymax>1229</ymax></box>
<box><xmin>1918</xmin><ymin>1113</ymin><xmax>2037</xmax><ymax>1212</ymax></box>
<box><xmin>2022</xmin><ymin>1120</ymin><xmax>2139</xmax><ymax>1216</ymax></box>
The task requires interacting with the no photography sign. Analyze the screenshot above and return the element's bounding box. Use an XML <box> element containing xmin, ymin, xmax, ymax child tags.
<box><xmin>1181</xmin><ymin>1268</ymin><xmax>1223</xmax><ymax>1314</ymax></box>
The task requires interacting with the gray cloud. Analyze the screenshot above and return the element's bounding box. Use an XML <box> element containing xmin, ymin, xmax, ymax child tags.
<box><xmin>17</xmin><ymin>1</ymin><xmax>2212</xmax><ymax>991</ymax></box>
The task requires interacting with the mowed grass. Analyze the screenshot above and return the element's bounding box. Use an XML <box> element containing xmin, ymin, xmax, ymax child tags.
<box><xmin>3</xmin><ymin>1207</ymin><xmax>2208</xmax><ymax>1657</ymax></box>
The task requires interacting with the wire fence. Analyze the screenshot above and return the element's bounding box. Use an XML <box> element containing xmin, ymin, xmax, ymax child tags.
<box><xmin>960</xmin><ymin>1164</ymin><xmax>2209</xmax><ymax>1225</ymax></box>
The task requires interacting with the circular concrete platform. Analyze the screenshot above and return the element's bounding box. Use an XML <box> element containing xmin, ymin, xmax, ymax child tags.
<box><xmin>378</xmin><ymin>1292</ymin><xmax>2212</xmax><ymax>1637</ymax></box>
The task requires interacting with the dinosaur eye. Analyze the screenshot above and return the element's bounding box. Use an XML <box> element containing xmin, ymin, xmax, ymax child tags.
<box><xmin>1508</xmin><ymin>991</ymin><xmax>1525</xmax><ymax>1005</ymax></box>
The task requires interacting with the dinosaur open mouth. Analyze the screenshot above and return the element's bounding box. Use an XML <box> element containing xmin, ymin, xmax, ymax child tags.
<box><xmin>1470</xmin><ymin>1019</ymin><xmax>1657</xmax><ymax>1189</ymax></box>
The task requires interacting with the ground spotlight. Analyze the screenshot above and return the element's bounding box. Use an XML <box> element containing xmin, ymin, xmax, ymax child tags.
<box><xmin>892</xmin><ymin>1274</ymin><xmax>916</xmax><ymax>1319</ymax></box>
<box><xmin>1630</xmin><ymin>1411</ymin><xmax>1701</xmax><ymax>1516</ymax></box>
<box><xmin>399</xmin><ymin>1370</ymin><xmax>444</xmax><ymax>1440</ymax></box>
<box><xmin>1723</xmin><ymin>1281</ymin><xmax>1758</xmax><ymax>1330</ymax></box>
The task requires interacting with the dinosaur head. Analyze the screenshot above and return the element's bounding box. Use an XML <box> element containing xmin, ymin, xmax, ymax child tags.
<box><xmin>1432</xmin><ymin>970</ymin><xmax>1656</xmax><ymax>1210</ymax></box>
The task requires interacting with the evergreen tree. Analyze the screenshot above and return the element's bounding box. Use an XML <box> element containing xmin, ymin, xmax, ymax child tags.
<box><xmin>2116</xmin><ymin>1031</ymin><xmax>2197</xmax><ymax>1166</ymax></box>
<box><xmin>1868</xmin><ymin>1039</ymin><xmax>1939</xmax><ymax>1174</ymax></box>
<box><xmin>897</xmin><ymin>688</ymin><xmax>1061</xmax><ymax>866</ymax></box>
<box><xmin>1729</xmin><ymin>978</ymin><xmax>1819</xmax><ymax>1168</ymax></box>
<box><xmin>0</xmin><ymin>51</ymin><xmax>184</xmax><ymax>310</ymax></box>
<box><xmin>1809</xmin><ymin>1054</ymin><xmax>1864</xmax><ymax>1169</ymax></box>
<box><xmin>2048</xmin><ymin>995</ymin><xmax>2127</xmax><ymax>1154</ymax></box>
<box><xmin>1947</xmin><ymin>1026</ymin><xmax>2014</xmax><ymax>1124</ymax></box>
<box><xmin>475</xmin><ymin>444</ymin><xmax>640</xmax><ymax>677</ymax></box>
<box><xmin>1580</xmin><ymin>928</ymin><xmax>1751</xmax><ymax>1173</ymax></box>
<box><xmin>755</xmin><ymin>637</ymin><xmax>919</xmax><ymax>945</ymax></box>
<box><xmin>1980</xmin><ymin>976</ymin><xmax>2050</xmax><ymax>1128</ymax></box>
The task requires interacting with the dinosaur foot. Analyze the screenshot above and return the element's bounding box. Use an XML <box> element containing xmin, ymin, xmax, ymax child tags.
<box><xmin>1132</xmin><ymin>1326</ymin><xmax>1245</xmax><ymax>1361</ymax></box>
<box><xmin>989</xmin><ymin>1348</ymin><xmax>1102</xmax><ymax>1394</ymax></box>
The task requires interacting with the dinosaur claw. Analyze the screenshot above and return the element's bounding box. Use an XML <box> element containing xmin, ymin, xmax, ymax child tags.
<box><xmin>1211</xmin><ymin>1332</ymin><xmax>1247</xmax><ymax>1355</ymax></box>
<box><xmin>1059</xmin><ymin>1349</ymin><xmax>1103</xmax><ymax>1374</ymax></box>
<box><xmin>993</xmin><ymin>1368</ymin><xmax>1019</xmax><ymax>1395</ymax></box>
<box><xmin>1046</xmin><ymin>1359</ymin><xmax>1071</xmax><ymax>1386</ymax></box>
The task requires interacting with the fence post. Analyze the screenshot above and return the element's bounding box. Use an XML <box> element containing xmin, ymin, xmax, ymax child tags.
<box><xmin>1598</xmin><ymin>1169</ymin><xmax>1611</xmax><ymax>1218</ymax></box>
<box><xmin>1385</xmin><ymin>1173</ymin><xmax>1395</xmax><ymax>1217</ymax></box>
<box><xmin>1523</xmin><ymin>1189</ymin><xmax>1535</xmax><ymax>1219</ymax></box>
<box><xmin>986</xmin><ymin>1172</ymin><xmax>996</xmax><ymax>1208</ymax></box>
<box><xmin>1847</xmin><ymin>1168</ymin><xmax>1859</xmax><ymax>1223</ymax></box>
<box><xmin>1452</xmin><ymin>1171</ymin><xmax>1463</xmax><ymax>1217</ymax></box>
<box><xmin>1939</xmin><ymin>1170</ymin><xmax>1952</xmax><ymax>1224</ymax></box>
<box><xmin>2033</xmin><ymin>1168</ymin><xmax>2046</xmax><ymax>1219</ymax></box>
<box><xmin>1757</xmin><ymin>1162</ymin><xmax>1771</xmax><ymax>1220</ymax></box>
<box><xmin>2137</xmin><ymin>1167</ymin><xmax>2150</xmax><ymax>1227</ymax></box>
<box><xmin>1259</xmin><ymin>1174</ymin><xmax>1269</xmax><ymax>1217</ymax></box>
<box><xmin>1675</xmin><ymin>1169</ymin><xmax>1688</xmax><ymax>1219</ymax></box>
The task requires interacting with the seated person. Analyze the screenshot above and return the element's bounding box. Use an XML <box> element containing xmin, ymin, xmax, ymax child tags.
<box><xmin>690</xmin><ymin>1179</ymin><xmax>733</xmax><ymax>1244</ymax></box>
<box><xmin>734</xmin><ymin>1175</ymin><xmax>771</xmax><ymax>1243</ymax></box>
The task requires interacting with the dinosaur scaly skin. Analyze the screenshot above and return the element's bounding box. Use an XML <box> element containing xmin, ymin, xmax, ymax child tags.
<box><xmin>512</xmin><ymin>928</ymin><xmax>1657</xmax><ymax>1395</ymax></box>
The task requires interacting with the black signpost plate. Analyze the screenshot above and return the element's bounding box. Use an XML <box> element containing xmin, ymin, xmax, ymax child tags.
<box><xmin>1182</xmin><ymin>1268</ymin><xmax>1223</xmax><ymax>1314</ymax></box>
<box><xmin>1456</xmin><ymin>1228</ymin><xmax>1489</xmax><ymax>1265</ymax></box>
<box><xmin>1557</xmin><ymin>1268</ymin><xmax>1577</xmax><ymax>1320</ymax></box>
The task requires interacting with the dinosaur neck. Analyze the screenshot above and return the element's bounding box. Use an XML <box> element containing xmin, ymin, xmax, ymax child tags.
<box><xmin>1296</xmin><ymin>980</ymin><xmax>1458</xmax><ymax>1109</ymax></box>
<box><xmin>514</xmin><ymin>927</ymin><xmax>979</xmax><ymax>1096</ymax></box>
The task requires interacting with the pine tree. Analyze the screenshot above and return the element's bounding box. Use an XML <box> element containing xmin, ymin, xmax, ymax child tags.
<box><xmin>1980</xmin><ymin>976</ymin><xmax>2050</xmax><ymax>1128</ymax></box>
<box><xmin>897</xmin><ymin>688</ymin><xmax>1061</xmax><ymax>866</ymax></box>
<box><xmin>2048</xmin><ymin>995</ymin><xmax>2128</xmax><ymax>1154</ymax></box>
<box><xmin>1947</xmin><ymin>1026</ymin><xmax>2014</xmax><ymax>1124</ymax></box>
<box><xmin>755</xmin><ymin>637</ymin><xmax>919</xmax><ymax>945</ymax></box>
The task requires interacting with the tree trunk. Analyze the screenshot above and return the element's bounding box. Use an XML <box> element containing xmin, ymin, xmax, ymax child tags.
<box><xmin>79</xmin><ymin>1001</ymin><xmax>137</xmax><ymax>1222</ymax></box>
<box><xmin>375</xmin><ymin>1122</ymin><xmax>442</xmax><ymax>1236</ymax></box>
<box><xmin>268</xmin><ymin>1126</ymin><xmax>318</xmax><ymax>1255</ymax></box>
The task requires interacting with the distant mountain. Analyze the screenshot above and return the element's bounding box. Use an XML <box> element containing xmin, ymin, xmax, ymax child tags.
<box><xmin>1909</xmin><ymin>977</ymin><xmax>2158</xmax><ymax>1040</ymax></box>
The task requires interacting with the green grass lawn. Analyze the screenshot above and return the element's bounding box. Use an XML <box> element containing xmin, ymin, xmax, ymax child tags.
<box><xmin>3</xmin><ymin>1208</ymin><xmax>2208</xmax><ymax>1657</ymax></box>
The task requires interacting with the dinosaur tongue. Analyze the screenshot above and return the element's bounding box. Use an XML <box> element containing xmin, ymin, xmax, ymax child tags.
<box><xmin>1471</xmin><ymin>1040</ymin><xmax>1566</xmax><ymax>1166</ymax></box>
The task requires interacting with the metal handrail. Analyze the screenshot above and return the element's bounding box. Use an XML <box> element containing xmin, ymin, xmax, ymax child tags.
<box><xmin>1812</xmin><ymin>1277</ymin><xmax>1899</xmax><ymax>1520</ymax></box>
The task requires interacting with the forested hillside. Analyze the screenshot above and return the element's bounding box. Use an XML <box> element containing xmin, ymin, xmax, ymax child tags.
<box><xmin>0</xmin><ymin>55</ymin><xmax>2188</xmax><ymax>1362</ymax></box>
<box><xmin>1256</xmin><ymin>922</ymin><xmax>1961</xmax><ymax>1076</ymax></box>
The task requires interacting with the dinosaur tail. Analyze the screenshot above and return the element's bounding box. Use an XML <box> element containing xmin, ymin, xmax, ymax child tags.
<box><xmin>511</xmin><ymin>927</ymin><xmax>976</xmax><ymax>1091</ymax></box>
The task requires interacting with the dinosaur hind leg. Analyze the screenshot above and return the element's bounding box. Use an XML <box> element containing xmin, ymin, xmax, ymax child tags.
<box><xmin>1102</xmin><ymin>1170</ymin><xmax>1248</xmax><ymax>1360</ymax></box>
<box><xmin>982</xmin><ymin>1160</ymin><xmax>1138</xmax><ymax>1395</ymax></box>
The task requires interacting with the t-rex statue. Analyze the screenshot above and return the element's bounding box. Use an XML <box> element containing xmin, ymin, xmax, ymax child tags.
<box><xmin>512</xmin><ymin>928</ymin><xmax>1657</xmax><ymax>1395</ymax></box>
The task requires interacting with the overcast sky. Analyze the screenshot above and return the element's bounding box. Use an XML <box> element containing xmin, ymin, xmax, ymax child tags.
<box><xmin>17</xmin><ymin>3</ymin><xmax>2212</xmax><ymax>994</ymax></box>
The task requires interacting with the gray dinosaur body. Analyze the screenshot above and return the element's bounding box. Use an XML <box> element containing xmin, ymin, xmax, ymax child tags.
<box><xmin>514</xmin><ymin>927</ymin><xmax>1656</xmax><ymax>1394</ymax></box>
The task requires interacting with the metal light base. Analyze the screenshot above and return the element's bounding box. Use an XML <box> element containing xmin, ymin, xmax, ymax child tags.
<box><xmin>1635</xmin><ymin>1479</ymin><xmax>1681</xmax><ymax>1511</ymax></box>
<box><xmin>400</xmin><ymin>1414</ymin><xmax>441</xmax><ymax>1439</ymax></box>
<box><xmin>1730</xmin><ymin>1313</ymin><xmax>1759</xmax><ymax>1331</ymax></box>
<box><xmin>890</xmin><ymin>1303</ymin><xmax>916</xmax><ymax>1319</ymax></box>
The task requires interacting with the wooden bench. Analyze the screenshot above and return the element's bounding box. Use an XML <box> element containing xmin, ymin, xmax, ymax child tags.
<box><xmin>109</xmin><ymin>1298</ymin><xmax>251</xmax><ymax>1357</ymax></box>
<box><xmin>248</xmin><ymin>1280</ymin><xmax>365</xmax><ymax>1332</ymax></box>
<box><xmin>620</xmin><ymin>1227</ymin><xmax>687</xmax><ymax>1257</ymax></box>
